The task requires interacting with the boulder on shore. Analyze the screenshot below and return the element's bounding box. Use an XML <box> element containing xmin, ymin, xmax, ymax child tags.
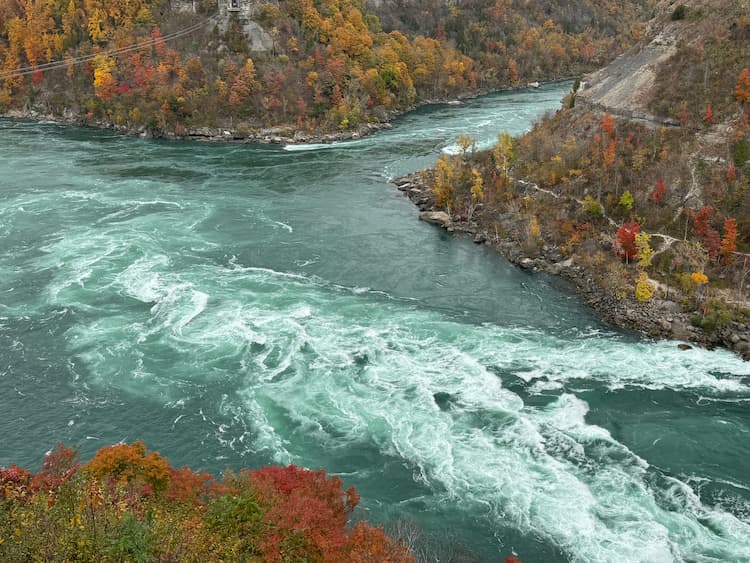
<box><xmin>419</xmin><ymin>211</ymin><xmax>451</xmax><ymax>227</ymax></box>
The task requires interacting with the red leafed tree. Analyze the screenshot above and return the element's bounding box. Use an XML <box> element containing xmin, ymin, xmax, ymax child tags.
<box><xmin>651</xmin><ymin>178</ymin><xmax>667</xmax><ymax>202</ymax></box>
<box><xmin>691</xmin><ymin>205</ymin><xmax>714</xmax><ymax>239</ymax></box>
<box><xmin>250</xmin><ymin>465</ymin><xmax>360</xmax><ymax>560</ymax></box>
<box><xmin>735</xmin><ymin>67</ymin><xmax>750</xmax><ymax>103</ymax></box>
<box><xmin>229</xmin><ymin>74</ymin><xmax>251</xmax><ymax>109</ymax></box>
<box><xmin>166</xmin><ymin>466</ymin><xmax>217</xmax><ymax>504</ymax></box>
<box><xmin>692</xmin><ymin>206</ymin><xmax>721</xmax><ymax>261</ymax></box>
<box><xmin>704</xmin><ymin>104</ymin><xmax>713</xmax><ymax>124</ymax></box>
<box><xmin>601</xmin><ymin>112</ymin><xmax>615</xmax><ymax>137</ymax></box>
<box><xmin>705</xmin><ymin>229</ymin><xmax>721</xmax><ymax>262</ymax></box>
<box><xmin>720</xmin><ymin>218</ymin><xmax>738</xmax><ymax>265</ymax></box>
<box><xmin>31</xmin><ymin>67</ymin><xmax>43</xmax><ymax>84</ymax></box>
<box><xmin>344</xmin><ymin>521</ymin><xmax>414</xmax><ymax>562</ymax></box>
<box><xmin>30</xmin><ymin>442</ymin><xmax>80</xmax><ymax>492</ymax></box>
<box><xmin>615</xmin><ymin>221</ymin><xmax>640</xmax><ymax>261</ymax></box>
<box><xmin>0</xmin><ymin>465</ymin><xmax>32</xmax><ymax>490</ymax></box>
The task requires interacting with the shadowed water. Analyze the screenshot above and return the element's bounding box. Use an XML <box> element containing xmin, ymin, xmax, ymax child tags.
<box><xmin>1</xmin><ymin>83</ymin><xmax>750</xmax><ymax>562</ymax></box>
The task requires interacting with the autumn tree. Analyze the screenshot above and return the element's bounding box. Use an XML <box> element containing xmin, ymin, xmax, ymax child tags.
<box><xmin>635</xmin><ymin>232</ymin><xmax>654</xmax><ymax>268</ymax></box>
<box><xmin>619</xmin><ymin>190</ymin><xmax>634</xmax><ymax>211</ymax></box>
<box><xmin>228</xmin><ymin>58</ymin><xmax>258</xmax><ymax>112</ymax></box>
<box><xmin>603</xmin><ymin>139</ymin><xmax>616</xmax><ymax>170</ymax></box>
<box><xmin>93</xmin><ymin>55</ymin><xmax>117</xmax><ymax>102</ymax></box>
<box><xmin>651</xmin><ymin>178</ymin><xmax>667</xmax><ymax>202</ymax></box>
<box><xmin>83</xmin><ymin>440</ymin><xmax>171</xmax><ymax>493</ymax></box>
<box><xmin>467</xmin><ymin>168</ymin><xmax>483</xmax><ymax>220</ymax></box>
<box><xmin>29</xmin><ymin>443</ymin><xmax>80</xmax><ymax>492</ymax></box>
<box><xmin>614</xmin><ymin>221</ymin><xmax>640</xmax><ymax>261</ymax></box>
<box><xmin>691</xmin><ymin>205</ymin><xmax>721</xmax><ymax>261</ymax></box>
<box><xmin>493</xmin><ymin>132</ymin><xmax>516</xmax><ymax>182</ymax></box>
<box><xmin>635</xmin><ymin>271</ymin><xmax>654</xmax><ymax>301</ymax></box>
<box><xmin>735</xmin><ymin>68</ymin><xmax>750</xmax><ymax>103</ymax></box>
<box><xmin>434</xmin><ymin>154</ymin><xmax>456</xmax><ymax>211</ymax></box>
<box><xmin>727</xmin><ymin>163</ymin><xmax>736</xmax><ymax>183</ymax></box>
<box><xmin>705</xmin><ymin>229</ymin><xmax>721</xmax><ymax>262</ymax></box>
<box><xmin>720</xmin><ymin>218</ymin><xmax>738</xmax><ymax>265</ymax></box>
<box><xmin>704</xmin><ymin>104</ymin><xmax>713</xmax><ymax>124</ymax></box>
<box><xmin>691</xmin><ymin>205</ymin><xmax>714</xmax><ymax>239</ymax></box>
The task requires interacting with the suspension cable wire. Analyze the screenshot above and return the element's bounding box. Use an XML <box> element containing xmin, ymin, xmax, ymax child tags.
<box><xmin>0</xmin><ymin>14</ymin><xmax>218</xmax><ymax>80</ymax></box>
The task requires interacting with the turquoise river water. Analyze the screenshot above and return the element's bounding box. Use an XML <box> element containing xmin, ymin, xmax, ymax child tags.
<box><xmin>2</xmin><ymin>83</ymin><xmax>750</xmax><ymax>562</ymax></box>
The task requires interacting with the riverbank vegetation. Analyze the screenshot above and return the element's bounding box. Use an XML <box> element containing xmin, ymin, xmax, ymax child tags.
<box><xmin>0</xmin><ymin>442</ymin><xmax>413</xmax><ymax>562</ymax></box>
<box><xmin>412</xmin><ymin>0</ymin><xmax>750</xmax><ymax>355</ymax></box>
<box><xmin>0</xmin><ymin>0</ymin><xmax>654</xmax><ymax>137</ymax></box>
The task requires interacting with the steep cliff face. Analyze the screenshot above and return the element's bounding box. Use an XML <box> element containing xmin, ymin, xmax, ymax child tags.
<box><xmin>576</xmin><ymin>34</ymin><xmax>678</xmax><ymax>126</ymax></box>
<box><xmin>578</xmin><ymin>0</ymin><xmax>750</xmax><ymax>126</ymax></box>
<box><xmin>571</xmin><ymin>0</ymin><xmax>750</xmax><ymax>222</ymax></box>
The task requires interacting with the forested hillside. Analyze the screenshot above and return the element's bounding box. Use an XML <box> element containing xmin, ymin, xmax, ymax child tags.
<box><xmin>0</xmin><ymin>0</ymin><xmax>654</xmax><ymax>138</ymax></box>
<box><xmin>368</xmin><ymin>0</ymin><xmax>656</xmax><ymax>86</ymax></box>
<box><xmin>410</xmin><ymin>0</ymin><xmax>750</xmax><ymax>356</ymax></box>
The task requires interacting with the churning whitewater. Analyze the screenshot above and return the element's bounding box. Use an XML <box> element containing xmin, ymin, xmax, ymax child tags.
<box><xmin>2</xmin><ymin>83</ymin><xmax>750</xmax><ymax>562</ymax></box>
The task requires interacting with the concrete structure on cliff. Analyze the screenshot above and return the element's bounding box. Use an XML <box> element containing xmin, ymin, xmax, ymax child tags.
<box><xmin>171</xmin><ymin>0</ymin><xmax>274</xmax><ymax>52</ymax></box>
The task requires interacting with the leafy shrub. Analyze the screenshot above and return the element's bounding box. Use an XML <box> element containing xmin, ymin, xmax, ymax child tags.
<box><xmin>582</xmin><ymin>195</ymin><xmax>602</xmax><ymax>216</ymax></box>
<box><xmin>691</xmin><ymin>299</ymin><xmax>733</xmax><ymax>331</ymax></box>
<box><xmin>734</xmin><ymin>139</ymin><xmax>749</xmax><ymax>166</ymax></box>
<box><xmin>635</xmin><ymin>272</ymin><xmax>654</xmax><ymax>301</ymax></box>
<box><xmin>671</xmin><ymin>5</ymin><xmax>686</xmax><ymax>20</ymax></box>
<box><xmin>0</xmin><ymin>443</ymin><xmax>414</xmax><ymax>562</ymax></box>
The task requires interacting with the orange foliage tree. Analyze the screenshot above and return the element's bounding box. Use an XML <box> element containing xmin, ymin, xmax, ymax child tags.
<box><xmin>601</xmin><ymin>112</ymin><xmax>615</xmax><ymax>137</ymax></box>
<box><xmin>83</xmin><ymin>440</ymin><xmax>171</xmax><ymax>493</ymax></box>
<box><xmin>704</xmin><ymin>104</ymin><xmax>713</xmax><ymax>124</ymax></box>
<box><xmin>720</xmin><ymin>218</ymin><xmax>738</xmax><ymax>265</ymax></box>
<box><xmin>735</xmin><ymin>68</ymin><xmax>750</xmax><ymax>103</ymax></box>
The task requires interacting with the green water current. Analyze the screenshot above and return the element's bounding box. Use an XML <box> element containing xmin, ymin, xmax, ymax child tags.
<box><xmin>1</xmin><ymin>83</ymin><xmax>750</xmax><ymax>561</ymax></box>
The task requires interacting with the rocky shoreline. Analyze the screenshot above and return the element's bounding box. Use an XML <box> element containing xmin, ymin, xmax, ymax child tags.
<box><xmin>394</xmin><ymin>172</ymin><xmax>750</xmax><ymax>361</ymax></box>
<box><xmin>0</xmin><ymin>107</ymin><xmax>396</xmax><ymax>144</ymax></box>
<box><xmin>0</xmin><ymin>79</ymin><xmax>573</xmax><ymax>145</ymax></box>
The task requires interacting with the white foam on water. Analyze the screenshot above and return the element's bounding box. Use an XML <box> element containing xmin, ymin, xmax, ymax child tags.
<box><xmin>441</xmin><ymin>143</ymin><xmax>461</xmax><ymax>155</ymax></box>
<box><xmin>470</xmin><ymin>330</ymin><xmax>750</xmax><ymax>394</ymax></box>
<box><xmin>7</xmin><ymin>98</ymin><xmax>749</xmax><ymax>562</ymax></box>
<box><xmin>95</xmin><ymin>199</ymin><xmax>183</xmax><ymax>224</ymax></box>
<box><xmin>271</xmin><ymin>220</ymin><xmax>293</xmax><ymax>233</ymax></box>
<box><xmin>212</xmin><ymin>293</ymin><xmax>748</xmax><ymax>561</ymax></box>
<box><xmin>282</xmin><ymin>137</ymin><xmax>372</xmax><ymax>151</ymax></box>
<box><xmin>58</xmin><ymin>257</ymin><xmax>750</xmax><ymax>560</ymax></box>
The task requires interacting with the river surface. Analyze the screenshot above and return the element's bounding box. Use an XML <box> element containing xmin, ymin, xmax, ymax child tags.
<box><xmin>2</xmin><ymin>83</ymin><xmax>750</xmax><ymax>562</ymax></box>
